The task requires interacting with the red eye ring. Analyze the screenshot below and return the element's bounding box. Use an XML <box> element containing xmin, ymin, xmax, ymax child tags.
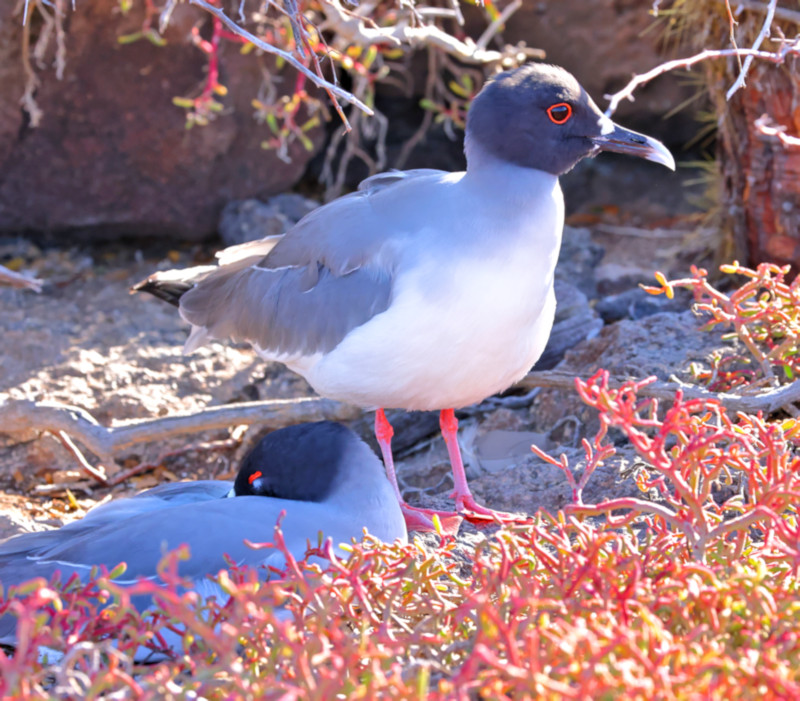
<box><xmin>547</xmin><ymin>102</ymin><xmax>572</xmax><ymax>125</ymax></box>
<box><xmin>248</xmin><ymin>470</ymin><xmax>263</xmax><ymax>484</ymax></box>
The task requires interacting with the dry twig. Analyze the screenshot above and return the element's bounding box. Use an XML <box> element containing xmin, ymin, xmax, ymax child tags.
<box><xmin>188</xmin><ymin>0</ymin><xmax>372</xmax><ymax>128</ymax></box>
<box><xmin>754</xmin><ymin>113</ymin><xmax>800</xmax><ymax>148</ymax></box>
<box><xmin>735</xmin><ymin>0</ymin><xmax>800</xmax><ymax>25</ymax></box>
<box><xmin>604</xmin><ymin>39</ymin><xmax>800</xmax><ymax>117</ymax></box>
<box><xmin>726</xmin><ymin>0</ymin><xmax>778</xmax><ymax>99</ymax></box>
<box><xmin>0</xmin><ymin>264</ymin><xmax>42</xmax><ymax>292</ymax></box>
<box><xmin>318</xmin><ymin>0</ymin><xmax>505</xmax><ymax>65</ymax></box>
<box><xmin>0</xmin><ymin>396</ymin><xmax>360</xmax><ymax>471</ymax></box>
<box><xmin>515</xmin><ymin>370</ymin><xmax>800</xmax><ymax>415</ymax></box>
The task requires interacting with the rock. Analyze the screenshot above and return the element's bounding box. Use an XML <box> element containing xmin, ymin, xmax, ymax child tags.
<box><xmin>532</xmin><ymin>310</ymin><xmax>729</xmax><ymax>439</ymax></box>
<box><xmin>350</xmin><ymin>410</ymin><xmax>442</xmax><ymax>457</ymax></box>
<box><xmin>555</xmin><ymin>227</ymin><xmax>605</xmax><ymax>300</ymax></box>
<box><xmin>219</xmin><ymin>195</ymin><xmax>319</xmax><ymax>247</ymax></box>
<box><xmin>0</xmin><ymin>0</ymin><xmax>323</xmax><ymax>242</ymax></box>
<box><xmin>537</xmin><ymin>280</ymin><xmax>603</xmax><ymax>370</ymax></box>
<box><xmin>394</xmin><ymin>408</ymin><xmax>645</xmax><ymax>518</ymax></box>
<box><xmin>595</xmin><ymin>286</ymin><xmax>690</xmax><ymax>323</ymax></box>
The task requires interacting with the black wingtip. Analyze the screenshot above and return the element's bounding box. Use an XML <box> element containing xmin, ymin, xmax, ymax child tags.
<box><xmin>130</xmin><ymin>276</ymin><xmax>193</xmax><ymax>307</ymax></box>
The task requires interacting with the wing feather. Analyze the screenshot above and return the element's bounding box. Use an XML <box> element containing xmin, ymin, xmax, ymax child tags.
<box><xmin>179</xmin><ymin>169</ymin><xmax>447</xmax><ymax>356</ymax></box>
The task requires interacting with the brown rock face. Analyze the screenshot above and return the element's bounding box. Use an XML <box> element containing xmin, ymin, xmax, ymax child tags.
<box><xmin>0</xmin><ymin>1</ymin><xmax>321</xmax><ymax>242</ymax></box>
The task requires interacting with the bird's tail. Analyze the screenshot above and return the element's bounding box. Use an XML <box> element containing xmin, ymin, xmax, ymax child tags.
<box><xmin>130</xmin><ymin>265</ymin><xmax>215</xmax><ymax>307</ymax></box>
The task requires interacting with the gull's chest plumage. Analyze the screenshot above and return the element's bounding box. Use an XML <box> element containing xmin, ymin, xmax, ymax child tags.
<box><xmin>293</xmin><ymin>176</ymin><xmax>564</xmax><ymax>410</ymax></box>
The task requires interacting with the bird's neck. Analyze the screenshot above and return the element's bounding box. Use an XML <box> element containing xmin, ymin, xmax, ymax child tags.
<box><xmin>463</xmin><ymin>140</ymin><xmax>561</xmax><ymax>208</ymax></box>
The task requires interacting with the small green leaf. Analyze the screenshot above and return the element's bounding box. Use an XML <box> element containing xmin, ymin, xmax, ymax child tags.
<box><xmin>144</xmin><ymin>29</ymin><xmax>167</xmax><ymax>47</ymax></box>
<box><xmin>363</xmin><ymin>45</ymin><xmax>378</xmax><ymax>68</ymax></box>
<box><xmin>448</xmin><ymin>79</ymin><xmax>470</xmax><ymax>98</ymax></box>
<box><xmin>108</xmin><ymin>562</ymin><xmax>128</xmax><ymax>579</ymax></box>
<box><xmin>298</xmin><ymin>132</ymin><xmax>313</xmax><ymax>151</ymax></box>
<box><xmin>117</xmin><ymin>31</ymin><xmax>143</xmax><ymax>45</ymax></box>
<box><xmin>172</xmin><ymin>97</ymin><xmax>196</xmax><ymax>109</ymax></box>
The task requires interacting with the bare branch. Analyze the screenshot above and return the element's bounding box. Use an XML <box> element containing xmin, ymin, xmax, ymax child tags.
<box><xmin>54</xmin><ymin>0</ymin><xmax>67</xmax><ymax>80</ymax></box>
<box><xmin>604</xmin><ymin>40</ymin><xmax>800</xmax><ymax>117</ymax></box>
<box><xmin>188</xmin><ymin>0</ymin><xmax>374</xmax><ymax>122</ymax></box>
<box><xmin>0</xmin><ymin>264</ymin><xmax>42</xmax><ymax>292</ymax></box>
<box><xmin>55</xmin><ymin>430</ymin><xmax>108</xmax><ymax>483</ymax></box>
<box><xmin>735</xmin><ymin>0</ymin><xmax>800</xmax><ymax>25</ymax></box>
<box><xmin>318</xmin><ymin>0</ymin><xmax>504</xmax><ymax>65</ymax></box>
<box><xmin>6</xmin><ymin>370</ymin><xmax>799</xmax><ymax>481</ymax></box>
<box><xmin>515</xmin><ymin>369</ymin><xmax>800</xmax><ymax>415</ymax></box>
<box><xmin>20</xmin><ymin>0</ymin><xmax>43</xmax><ymax>127</ymax></box>
<box><xmin>726</xmin><ymin>0</ymin><xmax>778</xmax><ymax>100</ymax></box>
<box><xmin>475</xmin><ymin>0</ymin><xmax>521</xmax><ymax>52</ymax></box>
<box><xmin>0</xmin><ymin>396</ymin><xmax>361</xmax><ymax>466</ymax></box>
<box><xmin>754</xmin><ymin>113</ymin><xmax>800</xmax><ymax>148</ymax></box>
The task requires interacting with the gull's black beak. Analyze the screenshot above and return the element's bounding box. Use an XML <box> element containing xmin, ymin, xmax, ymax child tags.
<box><xmin>591</xmin><ymin>121</ymin><xmax>675</xmax><ymax>171</ymax></box>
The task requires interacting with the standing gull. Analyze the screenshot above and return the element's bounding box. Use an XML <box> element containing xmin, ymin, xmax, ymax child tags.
<box><xmin>134</xmin><ymin>63</ymin><xmax>675</xmax><ymax>530</ymax></box>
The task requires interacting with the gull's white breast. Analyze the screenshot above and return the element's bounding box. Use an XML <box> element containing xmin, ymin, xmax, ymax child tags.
<box><xmin>285</xmin><ymin>168</ymin><xmax>564</xmax><ymax>410</ymax></box>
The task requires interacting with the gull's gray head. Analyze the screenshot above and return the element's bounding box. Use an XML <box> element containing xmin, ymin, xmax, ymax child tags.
<box><xmin>466</xmin><ymin>63</ymin><xmax>675</xmax><ymax>176</ymax></box>
<box><xmin>233</xmin><ymin>421</ymin><xmax>368</xmax><ymax>502</ymax></box>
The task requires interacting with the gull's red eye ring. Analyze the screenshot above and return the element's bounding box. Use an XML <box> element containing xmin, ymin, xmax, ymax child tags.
<box><xmin>547</xmin><ymin>103</ymin><xmax>572</xmax><ymax>125</ymax></box>
<box><xmin>248</xmin><ymin>470</ymin><xmax>263</xmax><ymax>484</ymax></box>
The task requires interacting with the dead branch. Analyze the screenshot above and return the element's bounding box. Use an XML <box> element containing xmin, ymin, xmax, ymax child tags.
<box><xmin>317</xmin><ymin>0</ymin><xmax>506</xmax><ymax>65</ymax></box>
<box><xmin>754</xmin><ymin>113</ymin><xmax>800</xmax><ymax>148</ymax></box>
<box><xmin>19</xmin><ymin>0</ymin><xmax>43</xmax><ymax>128</ymax></box>
<box><xmin>187</xmin><ymin>0</ymin><xmax>373</xmax><ymax>125</ymax></box>
<box><xmin>515</xmin><ymin>370</ymin><xmax>800</xmax><ymax>415</ymax></box>
<box><xmin>0</xmin><ymin>264</ymin><xmax>42</xmax><ymax>292</ymax></box>
<box><xmin>735</xmin><ymin>0</ymin><xmax>800</xmax><ymax>25</ymax></box>
<box><xmin>55</xmin><ymin>430</ymin><xmax>108</xmax><ymax>483</ymax></box>
<box><xmin>604</xmin><ymin>39</ymin><xmax>800</xmax><ymax>117</ymax></box>
<box><xmin>0</xmin><ymin>396</ymin><xmax>361</xmax><ymax>468</ymax></box>
<box><xmin>726</xmin><ymin>0</ymin><xmax>778</xmax><ymax>99</ymax></box>
<box><xmin>475</xmin><ymin>0</ymin><xmax>522</xmax><ymax>52</ymax></box>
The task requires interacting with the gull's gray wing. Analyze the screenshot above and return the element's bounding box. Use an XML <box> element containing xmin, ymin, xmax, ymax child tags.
<box><xmin>0</xmin><ymin>498</ymin><xmax>304</xmax><ymax>590</ymax></box>
<box><xmin>0</xmin><ymin>495</ymin><xmax>366</xmax><ymax>594</ymax></box>
<box><xmin>178</xmin><ymin>169</ymin><xmax>449</xmax><ymax>357</ymax></box>
<box><xmin>357</xmin><ymin>168</ymin><xmax>445</xmax><ymax>193</ymax></box>
<box><xmin>0</xmin><ymin>497</ymin><xmax>323</xmax><ymax>645</ymax></box>
<box><xmin>0</xmin><ymin>481</ymin><xmax>232</xmax><ymax>559</ymax></box>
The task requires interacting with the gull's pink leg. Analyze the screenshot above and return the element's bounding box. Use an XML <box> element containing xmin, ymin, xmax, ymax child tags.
<box><xmin>374</xmin><ymin>409</ymin><xmax>462</xmax><ymax>535</ymax></box>
<box><xmin>439</xmin><ymin>408</ymin><xmax>525</xmax><ymax>526</ymax></box>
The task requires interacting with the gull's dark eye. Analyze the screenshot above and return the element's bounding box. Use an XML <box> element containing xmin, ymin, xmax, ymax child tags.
<box><xmin>547</xmin><ymin>102</ymin><xmax>572</xmax><ymax>125</ymax></box>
